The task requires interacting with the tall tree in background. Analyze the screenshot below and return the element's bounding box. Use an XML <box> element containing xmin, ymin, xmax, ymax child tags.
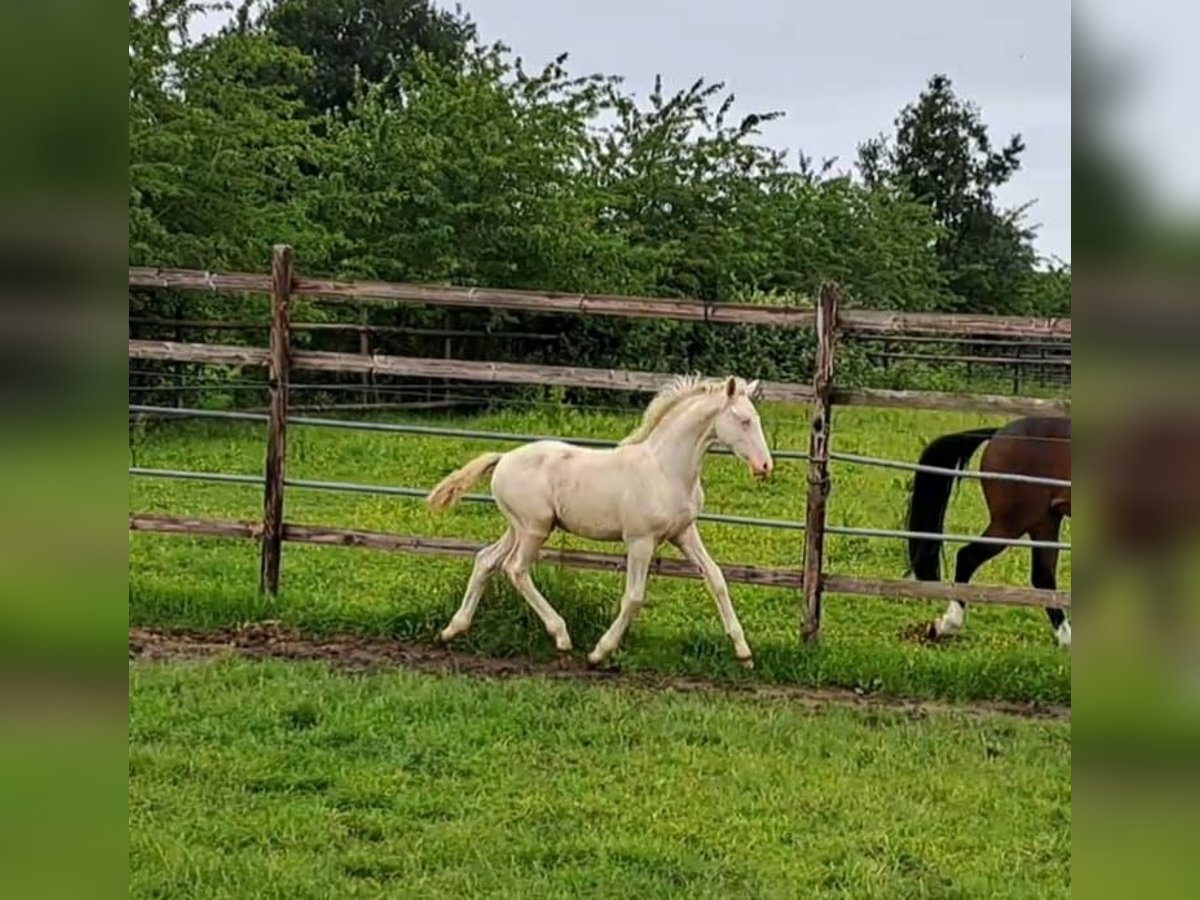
<box><xmin>238</xmin><ymin>0</ymin><xmax>477</xmax><ymax>115</ymax></box>
<box><xmin>858</xmin><ymin>74</ymin><xmax>1039</xmax><ymax>314</ymax></box>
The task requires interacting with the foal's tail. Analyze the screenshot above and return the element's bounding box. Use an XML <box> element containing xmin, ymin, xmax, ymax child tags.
<box><xmin>426</xmin><ymin>452</ymin><xmax>504</xmax><ymax>512</ymax></box>
<box><xmin>906</xmin><ymin>428</ymin><xmax>998</xmax><ymax>581</ymax></box>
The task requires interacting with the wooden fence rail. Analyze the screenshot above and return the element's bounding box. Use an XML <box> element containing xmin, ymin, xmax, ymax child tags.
<box><xmin>127</xmin><ymin>339</ymin><xmax>1068</xmax><ymax>416</ymax></box>
<box><xmin>129</xmin><ymin>316</ymin><xmax>560</xmax><ymax>342</ymax></box>
<box><xmin>129</xmin><ymin>514</ymin><xmax>1070</xmax><ymax>609</ymax></box>
<box><xmin>128</xmin><ymin>339</ymin><xmax>822</xmax><ymax>403</ymax></box>
<box><xmin>130</xmin><ymin>266</ymin><xmax>1072</xmax><ymax>340</ymax></box>
<box><xmin>127</xmin><ymin>248</ymin><xmax>1072</xmax><ymax>643</ymax></box>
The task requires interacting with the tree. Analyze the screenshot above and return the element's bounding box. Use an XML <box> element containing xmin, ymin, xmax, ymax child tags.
<box><xmin>858</xmin><ymin>74</ymin><xmax>1040</xmax><ymax>313</ymax></box>
<box><xmin>239</xmin><ymin>0</ymin><xmax>477</xmax><ymax>116</ymax></box>
<box><xmin>128</xmin><ymin>8</ymin><xmax>958</xmax><ymax>387</ymax></box>
<box><xmin>130</xmin><ymin>2</ymin><xmax>338</xmax><ymax>272</ymax></box>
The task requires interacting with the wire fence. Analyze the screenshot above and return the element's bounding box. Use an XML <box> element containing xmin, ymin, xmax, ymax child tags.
<box><xmin>127</xmin><ymin>370</ymin><xmax>674</xmax><ymax>416</ymax></box>
<box><xmin>127</xmin><ymin>404</ymin><xmax>813</xmax><ymax>460</ymax></box>
<box><xmin>128</xmin><ymin>256</ymin><xmax>1073</xmax><ymax>626</ymax></box>
<box><xmin>130</xmin><ymin>404</ymin><xmax>1072</xmax><ymax>488</ymax></box>
<box><xmin>127</xmin><ymin>466</ymin><xmax>808</xmax><ymax>532</ymax></box>
<box><xmin>128</xmin><ymin>463</ymin><xmax>1072</xmax><ymax>551</ymax></box>
<box><xmin>828</xmin><ymin>450</ymin><xmax>1071</xmax><ymax>488</ymax></box>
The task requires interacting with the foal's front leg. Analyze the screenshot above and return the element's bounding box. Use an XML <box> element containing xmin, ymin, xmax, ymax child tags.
<box><xmin>672</xmin><ymin>524</ymin><xmax>753</xmax><ymax>667</ymax></box>
<box><xmin>588</xmin><ymin>537</ymin><xmax>655</xmax><ymax>666</ymax></box>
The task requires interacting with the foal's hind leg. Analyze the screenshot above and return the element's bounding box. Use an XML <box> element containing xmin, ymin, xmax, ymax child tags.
<box><xmin>931</xmin><ymin>522</ymin><xmax>1010</xmax><ymax>639</ymax></box>
<box><xmin>504</xmin><ymin>529</ymin><xmax>572</xmax><ymax>652</ymax></box>
<box><xmin>439</xmin><ymin>529</ymin><xmax>514</xmax><ymax>643</ymax></box>
<box><xmin>1030</xmin><ymin>516</ymin><xmax>1070</xmax><ymax>648</ymax></box>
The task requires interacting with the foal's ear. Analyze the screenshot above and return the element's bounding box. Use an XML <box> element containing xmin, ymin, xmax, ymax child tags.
<box><xmin>725</xmin><ymin>376</ymin><xmax>738</xmax><ymax>399</ymax></box>
<box><xmin>746</xmin><ymin>379</ymin><xmax>760</xmax><ymax>399</ymax></box>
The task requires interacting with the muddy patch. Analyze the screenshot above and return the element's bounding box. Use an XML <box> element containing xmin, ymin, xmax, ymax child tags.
<box><xmin>129</xmin><ymin>624</ymin><xmax>1069</xmax><ymax>723</ymax></box>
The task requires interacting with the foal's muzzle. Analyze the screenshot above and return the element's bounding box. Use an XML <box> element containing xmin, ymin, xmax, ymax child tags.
<box><xmin>750</xmin><ymin>458</ymin><xmax>773</xmax><ymax>480</ymax></box>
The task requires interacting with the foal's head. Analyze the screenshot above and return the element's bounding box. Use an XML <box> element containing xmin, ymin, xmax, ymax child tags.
<box><xmin>713</xmin><ymin>376</ymin><xmax>773</xmax><ymax>479</ymax></box>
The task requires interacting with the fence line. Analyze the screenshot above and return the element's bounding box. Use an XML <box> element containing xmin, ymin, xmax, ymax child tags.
<box><xmin>129</xmin><ymin>512</ymin><xmax>1071</xmax><ymax>609</ymax></box>
<box><xmin>127</xmin><ymin>466</ymin><xmax>809</xmax><ymax>532</ymax></box>
<box><xmin>130</xmin><ymin>316</ymin><xmax>560</xmax><ymax>342</ymax></box>
<box><xmin>130</xmin><ymin>266</ymin><xmax>1072</xmax><ymax>340</ymax></box>
<box><xmin>129</xmin><ymin>405</ymin><xmax>1074</xmax><ymax>483</ymax></box>
<box><xmin>130</xmin><ymin>319</ymin><xmax>1068</xmax><ymax>349</ymax></box>
<box><xmin>128</xmin><ymin>465</ymin><xmax>1071</xmax><ymax>551</ymax></box>
<box><xmin>126</xmin><ymin>379</ymin><xmax>680</xmax><ymax>417</ymax></box>
<box><xmin>857</xmin><ymin>333</ymin><xmax>1071</xmax><ymax>350</ymax></box>
<box><xmin>128</xmin><ymin>338</ymin><xmax>1069</xmax><ymax>417</ymax></box>
<box><xmin>130</xmin><ymin>268</ymin><xmax>819</xmax><ymax>329</ymax></box>
<box><xmin>866</xmin><ymin>350</ymin><xmax>1071</xmax><ymax>368</ymax></box>
<box><xmin>128</xmin><ymin>249</ymin><xmax>1073</xmax><ymax>644</ymax></box>
<box><xmin>828</xmin><ymin>450</ymin><xmax>1071</xmax><ymax>488</ymax></box>
<box><xmin>127</xmin><ymin>383</ymin><xmax>484</xmax><ymax>396</ymax></box>
<box><xmin>829</xmin><ymin>385</ymin><xmax>1067</xmax><ymax>416</ymax></box>
<box><xmin>128</xmin><ymin>339</ymin><xmax>818</xmax><ymax>405</ymax></box>
<box><xmin>127</xmin><ymin>403</ymin><xmax>812</xmax><ymax>460</ymax></box>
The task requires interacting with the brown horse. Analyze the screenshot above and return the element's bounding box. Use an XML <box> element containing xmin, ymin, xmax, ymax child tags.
<box><xmin>905</xmin><ymin>416</ymin><xmax>1071</xmax><ymax>646</ymax></box>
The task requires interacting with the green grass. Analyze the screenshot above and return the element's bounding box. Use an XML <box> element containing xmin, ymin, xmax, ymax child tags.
<box><xmin>129</xmin><ymin>658</ymin><xmax>1071</xmax><ymax>899</ymax></box>
<box><xmin>129</xmin><ymin>402</ymin><xmax>1071</xmax><ymax>705</ymax></box>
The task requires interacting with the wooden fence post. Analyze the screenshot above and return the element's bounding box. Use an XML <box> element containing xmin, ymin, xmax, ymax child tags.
<box><xmin>801</xmin><ymin>282</ymin><xmax>840</xmax><ymax>643</ymax></box>
<box><xmin>260</xmin><ymin>244</ymin><xmax>293</xmax><ymax>595</ymax></box>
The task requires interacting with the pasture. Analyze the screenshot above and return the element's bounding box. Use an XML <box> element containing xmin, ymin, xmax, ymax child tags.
<box><xmin>128</xmin><ymin>657</ymin><xmax>1069</xmax><ymax>898</ymax></box>
<box><xmin>129</xmin><ymin>398</ymin><xmax>1072</xmax><ymax>898</ymax></box>
<box><xmin>129</xmin><ymin>400</ymin><xmax>1071</xmax><ymax>705</ymax></box>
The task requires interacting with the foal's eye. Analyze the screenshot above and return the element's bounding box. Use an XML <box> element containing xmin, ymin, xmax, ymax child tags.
<box><xmin>739</xmin><ymin>418</ymin><xmax>752</xmax><ymax>429</ymax></box>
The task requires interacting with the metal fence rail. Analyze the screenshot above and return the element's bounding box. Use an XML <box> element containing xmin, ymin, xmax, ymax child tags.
<box><xmin>127</xmin><ymin>466</ymin><xmax>807</xmax><ymax>532</ymax></box>
<box><xmin>128</xmin><ymin>466</ymin><xmax>1071</xmax><ymax>551</ymax></box>
<box><xmin>130</xmin><ymin>405</ymin><xmax>1069</xmax><ymax>488</ymax></box>
<box><xmin>128</xmin><ymin>404</ymin><xmax>812</xmax><ymax>460</ymax></box>
<box><xmin>828</xmin><ymin>450</ymin><xmax>1071</xmax><ymax>488</ymax></box>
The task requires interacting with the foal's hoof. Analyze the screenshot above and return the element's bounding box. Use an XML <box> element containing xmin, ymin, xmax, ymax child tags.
<box><xmin>737</xmin><ymin>656</ymin><xmax>755</xmax><ymax>670</ymax></box>
<box><xmin>437</xmin><ymin>627</ymin><xmax>458</xmax><ymax>644</ymax></box>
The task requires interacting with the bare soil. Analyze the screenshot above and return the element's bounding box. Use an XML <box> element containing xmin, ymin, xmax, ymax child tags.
<box><xmin>129</xmin><ymin>623</ymin><xmax>1070</xmax><ymax>723</ymax></box>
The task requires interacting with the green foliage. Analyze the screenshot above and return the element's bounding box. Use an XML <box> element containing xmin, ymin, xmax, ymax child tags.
<box><xmin>319</xmin><ymin>47</ymin><xmax>625</xmax><ymax>290</ymax></box>
<box><xmin>129</xmin><ymin>1</ymin><xmax>342</xmax><ymax>274</ymax></box>
<box><xmin>128</xmin><ymin>5</ymin><xmax>1068</xmax><ymax>387</ymax></box>
<box><xmin>858</xmin><ymin>74</ymin><xmax>1055</xmax><ymax>316</ymax></box>
<box><xmin>243</xmin><ymin>0</ymin><xmax>477</xmax><ymax>116</ymax></box>
<box><xmin>1027</xmin><ymin>262</ymin><xmax>1072</xmax><ymax>317</ymax></box>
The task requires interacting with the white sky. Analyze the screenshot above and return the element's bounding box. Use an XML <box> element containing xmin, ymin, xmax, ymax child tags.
<box><xmin>192</xmin><ymin>0</ymin><xmax>1074</xmax><ymax>263</ymax></box>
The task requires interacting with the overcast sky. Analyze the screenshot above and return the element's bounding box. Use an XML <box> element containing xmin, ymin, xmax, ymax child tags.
<box><xmin>193</xmin><ymin>0</ymin><xmax>1072</xmax><ymax>263</ymax></box>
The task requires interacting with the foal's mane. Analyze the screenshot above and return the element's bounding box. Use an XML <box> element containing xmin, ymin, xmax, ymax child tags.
<box><xmin>619</xmin><ymin>374</ymin><xmax>730</xmax><ymax>446</ymax></box>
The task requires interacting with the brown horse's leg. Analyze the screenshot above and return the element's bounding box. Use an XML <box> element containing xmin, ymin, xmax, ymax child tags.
<box><xmin>930</xmin><ymin>521</ymin><xmax>1013</xmax><ymax>639</ymax></box>
<box><xmin>1030</xmin><ymin>515</ymin><xmax>1070</xmax><ymax>647</ymax></box>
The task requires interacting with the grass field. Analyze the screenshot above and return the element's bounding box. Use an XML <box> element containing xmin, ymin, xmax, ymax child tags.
<box><xmin>128</xmin><ymin>401</ymin><xmax>1071</xmax><ymax>705</ymax></box>
<box><xmin>128</xmin><ymin>657</ymin><xmax>1070</xmax><ymax>898</ymax></box>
